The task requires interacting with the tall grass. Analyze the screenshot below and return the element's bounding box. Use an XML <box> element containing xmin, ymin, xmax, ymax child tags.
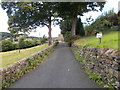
<box><xmin>74</xmin><ymin>31</ymin><xmax>119</xmax><ymax>50</ymax></box>
<box><xmin>0</xmin><ymin>43</ymin><xmax>48</xmax><ymax>68</ymax></box>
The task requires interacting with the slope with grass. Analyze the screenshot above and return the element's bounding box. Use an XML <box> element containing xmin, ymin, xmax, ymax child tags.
<box><xmin>0</xmin><ymin>43</ymin><xmax>48</xmax><ymax>68</ymax></box>
<box><xmin>74</xmin><ymin>31</ymin><xmax>119</xmax><ymax>50</ymax></box>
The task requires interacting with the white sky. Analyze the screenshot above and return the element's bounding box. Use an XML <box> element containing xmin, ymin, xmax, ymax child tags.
<box><xmin>0</xmin><ymin>0</ymin><xmax>119</xmax><ymax>37</ymax></box>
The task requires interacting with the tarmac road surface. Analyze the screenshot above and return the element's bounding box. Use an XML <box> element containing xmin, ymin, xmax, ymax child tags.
<box><xmin>10</xmin><ymin>42</ymin><xmax>102</xmax><ymax>88</ymax></box>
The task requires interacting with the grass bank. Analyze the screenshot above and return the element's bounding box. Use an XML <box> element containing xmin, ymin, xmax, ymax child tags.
<box><xmin>0</xmin><ymin>43</ymin><xmax>48</xmax><ymax>68</ymax></box>
<box><xmin>74</xmin><ymin>31</ymin><xmax>119</xmax><ymax>49</ymax></box>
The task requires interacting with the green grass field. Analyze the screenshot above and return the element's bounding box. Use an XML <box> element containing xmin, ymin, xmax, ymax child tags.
<box><xmin>74</xmin><ymin>31</ymin><xmax>119</xmax><ymax>49</ymax></box>
<box><xmin>0</xmin><ymin>43</ymin><xmax>48</xmax><ymax>68</ymax></box>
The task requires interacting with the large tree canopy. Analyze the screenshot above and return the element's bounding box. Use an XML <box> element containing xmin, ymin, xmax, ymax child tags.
<box><xmin>84</xmin><ymin>10</ymin><xmax>119</xmax><ymax>32</ymax></box>
<box><xmin>2</xmin><ymin>2</ymin><xmax>58</xmax><ymax>45</ymax></box>
<box><xmin>60</xmin><ymin>19</ymin><xmax>72</xmax><ymax>35</ymax></box>
<box><xmin>76</xmin><ymin>17</ymin><xmax>85</xmax><ymax>36</ymax></box>
<box><xmin>1</xmin><ymin>2</ymin><xmax>105</xmax><ymax>45</ymax></box>
<box><xmin>56</xmin><ymin>2</ymin><xmax>105</xmax><ymax>36</ymax></box>
<box><xmin>60</xmin><ymin>17</ymin><xmax>85</xmax><ymax>36</ymax></box>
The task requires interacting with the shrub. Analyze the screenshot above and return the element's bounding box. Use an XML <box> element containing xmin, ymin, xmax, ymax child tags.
<box><xmin>24</xmin><ymin>40</ymin><xmax>38</xmax><ymax>48</ymax></box>
<box><xmin>69</xmin><ymin>35</ymin><xmax>80</xmax><ymax>41</ymax></box>
<box><xmin>12</xmin><ymin>43</ymin><xmax>19</xmax><ymax>50</ymax></box>
<box><xmin>64</xmin><ymin>31</ymin><xmax>71</xmax><ymax>42</ymax></box>
<box><xmin>63</xmin><ymin>31</ymin><xmax>81</xmax><ymax>47</ymax></box>
<box><xmin>24</xmin><ymin>41</ymin><xmax>32</xmax><ymax>48</ymax></box>
<box><xmin>1</xmin><ymin>40</ymin><xmax>14</xmax><ymax>51</ymax></box>
<box><xmin>18</xmin><ymin>37</ymin><xmax>25</xmax><ymax>49</ymax></box>
<box><xmin>33</xmin><ymin>40</ymin><xmax>38</xmax><ymax>46</ymax></box>
<box><xmin>40</xmin><ymin>38</ymin><xmax>48</xmax><ymax>44</ymax></box>
<box><xmin>110</xmin><ymin>26</ymin><xmax>119</xmax><ymax>31</ymax></box>
<box><xmin>1</xmin><ymin>37</ymin><xmax>47</xmax><ymax>52</ymax></box>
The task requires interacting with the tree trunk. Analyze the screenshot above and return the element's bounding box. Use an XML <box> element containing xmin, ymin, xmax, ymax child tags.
<box><xmin>48</xmin><ymin>25</ymin><xmax>52</xmax><ymax>46</ymax></box>
<box><xmin>19</xmin><ymin>49</ymin><xmax>20</xmax><ymax>53</ymax></box>
<box><xmin>47</xmin><ymin>10</ymin><xmax>52</xmax><ymax>46</ymax></box>
<box><xmin>71</xmin><ymin>15</ymin><xmax>77</xmax><ymax>36</ymax></box>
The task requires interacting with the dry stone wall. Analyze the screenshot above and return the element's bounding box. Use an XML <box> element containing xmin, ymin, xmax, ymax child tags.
<box><xmin>0</xmin><ymin>42</ymin><xmax>57</xmax><ymax>89</ymax></box>
<box><xmin>72</xmin><ymin>44</ymin><xmax>120</xmax><ymax>89</ymax></box>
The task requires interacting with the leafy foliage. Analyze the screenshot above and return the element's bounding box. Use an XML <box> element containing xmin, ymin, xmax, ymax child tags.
<box><xmin>60</xmin><ymin>17</ymin><xmax>85</xmax><ymax>36</ymax></box>
<box><xmin>57</xmin><ymin>2</ymin><xmax>105</xmax><ymax>19</ymax></box>
<box><xmin>64</xmin><ymin>31</ymin><xmax>72</xmax><ymax>42</ymax></box>
<box><xmin>76</xmin><ymin>17</ymin><xmax>85</xmax><ymax>36</ymax></box>
<box><xmin>84</xmin><ymin>10</ymin><xmax>120</xmax><ymax>32</ymax></box>
<box><xmin>64</xmin><ymin>31</ymin><xmax>80</xmax><ymax>47</ymax></box>
<box><xmin>18</xmin><ymin>37</ymin><xmax>25</xmax><ymax>49</ymax></box>
<box><xmin>1</xmin><ymin>2</ymin><xmax>105</xmax><ymax>41</ymax></box>
<box><xmin>0</xmin><ymin>36</ymin><xmax>48</xmax><ymax>52</ymax></box>
<box><xmin>57</xmin><ymin>2</ymin><xmax>105</xmax><ymax>35</ymax></box>
<box><xmin>1</xmin><ymin>2</ymin><xmax>58</xmax><ymax>45</ymax></box>
<box><xmin>60</xmin><ymin>19</ymin><xmax>72</xmax><ymax>36</ymax></box>
<box><xmin>1</xmin><ymin>39</ymin><xmax>14</xmax><ymax>51</ymax></box>
<box><xmin>40</xmin><ymin>37</ymin><xmax>48</xmax><ymax>44</ymax></box>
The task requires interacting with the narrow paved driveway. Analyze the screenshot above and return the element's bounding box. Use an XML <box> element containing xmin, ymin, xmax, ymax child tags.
<box><xmin>10</xmin><ymin>42</ymin><xmax>102</xmax><ymax>88</ymax></box>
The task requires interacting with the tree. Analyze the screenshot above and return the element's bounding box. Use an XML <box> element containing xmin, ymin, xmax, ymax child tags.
<box><xmin>76</xmin><ymin>17</ymin><xmax>85</xmax><ymax>36</ymax></box>
<box><xmin>8</xmin><ymin>27</ymin><xmax>19</xmax><ymax>42</ymax></box>
<box><xmin>18</xmin><ymin>36</ymin><xmax>25</xmax><ymax>52</ymax></box>
<box><xmin>1</xmin><ymin>39</ymin><xmax>13</xmax><ymax>52</ymax></box>
<box><xmin>118</xmin><ymin>11</ymin><xmax>120</xmax><ymax>30</ymax></box>
<box><xmin>2</xmin><ymin>2</ymin><xmax>58</xmax><ymax>45</ymax></box>
<box><xmin>57</xmin><ymin>2</ymin><xmax>105</xmax><ymax>36</ymax></box>
<box><xmin>60</xmin><ymin>19</ymin><xmax>72</xmax><ymax>36</ymax></box>
<box><xmin>60</xmin><ymin>17</ymin><xmax>85</xmax><ymax>36</ymax></box>
<box><xmin>84</xmin><ymin>10</ymin><xmax>119</xmax><ymax>33</ymax></box>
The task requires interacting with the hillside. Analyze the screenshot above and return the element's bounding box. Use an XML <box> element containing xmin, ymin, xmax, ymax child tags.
<box><xmin>0</xmin><ymin>32</ymin><xmax>40</xmax><ymax>41</ymax></box>
<box><xmin>25</xmin><ymin>36</ymin><xmax>40</xmax><ymax>40</ymax></box>
<box><xmin>74</xmin><ymin>31</ymin><xmax>119</xmax><ymax>50</ymax></box>
<box><xmin>0</xmin><ymin>32</ymin><xmax>13</xmax><ymax>40</ymax></box>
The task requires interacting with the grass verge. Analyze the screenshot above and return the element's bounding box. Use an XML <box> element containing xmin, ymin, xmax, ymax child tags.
<box><xmin>71</xmin><ymin>48</ymin><xmax>83</xmax><ymax>64</ymax></box>
<box><xmin>71</xmin><ymin>48</ymin><xmax>115</xmax><ymax>89</ymax></box>
<box><xmin>0</xmin><ymin>43</ymin><xmax>48</xmax><ymax>68</ymax></box>
<box><xmin>1</xmin><ymin>47</ymin><xmax>54</xmax><ymax>89</ymax></box>
<box><xmin>74</xmin><ymin>31</ymin><xmax>119</xmax><ymax>50</ymax></box>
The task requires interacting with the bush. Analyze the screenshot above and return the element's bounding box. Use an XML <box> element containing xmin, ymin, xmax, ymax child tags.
<box><xmin>64</xmin><ymin>32</ymin><xmax>80</xmax><ymax>47</ymax></box>
<box><xmin>24</xmin><ymin>40</ymin><xmax>38</xmax><ymax>48</ymax></box>
<box><xmin>24</xmin><ymin>41</ymin><xmax>32</xmax><ymax>48</ymax></box>
<box><xmin>40</xmin><ymin>38</ymin><xmax>48</xmax><ymax>44</ymax></box>
<box><xmin>64</xmin><ymin>31</ymin><xmax>71</xmax><ymax>42</ymax></box>
<box><xmin>1</xmin><ymin>40</ymin><xmax>14</xmax><ymax>52</ymax></box>
<box><xmin>1</xmin><ymin>37</ymin><xmax>47</xmax><ymax>52</ymax></box>
<box><xmin>18</xmin><ymin>37</ymin><xmax>25</xmax><ymax>49</ymax></box>
<box><xmin>110</xmin><ymin>26</ymin><xmax>119</xmax><ymax>31</ymax></box>
<box><xmin>68</xmin><ymin>35</ymin><xmax>80</xmax><ymax>47</ymax></box>
<box><xmin>69</xmin><ymin>35</ymin><xmax>80</xmax><ymax>41</ymax></box>
<box><xmin>33</xmin><ymin>40</ymin><xmax>38</xmax><ymax>46</ymax></box>
<box><xmin>12</xmin><ymin>43</ymin><xmax>19</xmax><ymax>50</ymax></box>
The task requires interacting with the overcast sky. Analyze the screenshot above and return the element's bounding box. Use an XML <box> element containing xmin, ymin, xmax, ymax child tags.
<box><xmin>0</xmin><ymin>0</ymin><xmax>119</xmax><ymax>37</ymax></box>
